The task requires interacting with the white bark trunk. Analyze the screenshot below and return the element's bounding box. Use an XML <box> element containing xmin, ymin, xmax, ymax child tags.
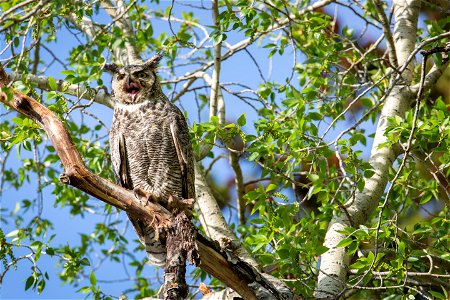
<box><xmin>194</xmin><ymin>163</ymin><xmax>259</xmax><ymax>269</ymax></box>
<box><xmin>315</xmin><ymin>0</ymin><xmax>420</xmax><ymax>297</ymax></box>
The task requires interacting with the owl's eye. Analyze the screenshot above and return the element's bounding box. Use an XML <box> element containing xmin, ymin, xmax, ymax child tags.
<box><xmin>117</xmin><ymin>74</ymin><xmax>125</xmax><ymax>80</ymax></box>
<box><xmin>137</xmin><ymin>72</ymin><xmax>149</xmax><ymax>79</ymax></box>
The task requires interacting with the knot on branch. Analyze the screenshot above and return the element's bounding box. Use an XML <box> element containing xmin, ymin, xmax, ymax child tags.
<box><xmin>59</xmin><ymin>173</ymin><xmax>71</xmax><ymax>185</ymax></box>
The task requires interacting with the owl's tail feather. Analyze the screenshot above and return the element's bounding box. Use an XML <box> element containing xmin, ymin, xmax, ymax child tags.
<box><xmin>127</xmin><ymin>213</ymin><xmax>166</xmax><ymax>267</ymax></box>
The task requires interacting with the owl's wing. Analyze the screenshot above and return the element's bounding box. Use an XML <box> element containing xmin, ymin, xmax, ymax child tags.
<box><xmin>113</xmin><ymin>132</ymin><xmax>167</xmax><ymax>266</ymax></box>
<box><xmin>170</xmin><ymin>113</ymin><xmax>195</xmax><ymax>200</ymax></box>
<box><xmin>111</xmin><ymin>133</ymin><xmax>132</xmax><ymax>190</ymax></box>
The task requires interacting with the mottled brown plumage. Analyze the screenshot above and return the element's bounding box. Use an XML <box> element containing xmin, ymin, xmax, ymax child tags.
<box><xmin>106</xmin><ymin>55</ymin><xmax>195</xmax><ymax>267</ymax></box>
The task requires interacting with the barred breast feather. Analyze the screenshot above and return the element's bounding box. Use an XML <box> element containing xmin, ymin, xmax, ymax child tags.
<box><xmin>110</xmin><ymin>100</ymin><xmax>195</xmax><ymax>267</ymax></box>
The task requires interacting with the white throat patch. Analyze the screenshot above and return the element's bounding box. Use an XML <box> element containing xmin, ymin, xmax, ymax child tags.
<box><xmin>115</xmin><ymin>101</ymin><xmax>148</xmax><ymax>113</ymax></box>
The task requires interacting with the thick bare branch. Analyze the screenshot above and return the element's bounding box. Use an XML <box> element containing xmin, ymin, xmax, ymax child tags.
<box><xmin>100</xmin><ymin>0</ymin><xmax>142</xmax><ymax>64</ymax></box>
<box><xmin>194</xmin><ymin>163</ymin><xmax>259</xmax><ymax>270</ymax></box>
<box><xmin>393</xmin><ymin>0</ymin><xmax>420</xmax><ymax>81</ymax></box>
<box><xmin>66</xmin><ymin>13</ymin><xmax>103</xmax><ymax>38</ymax></box>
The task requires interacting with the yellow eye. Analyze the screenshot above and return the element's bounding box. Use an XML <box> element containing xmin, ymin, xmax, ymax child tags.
<box><xmin>137</xmin><ymin>72</ymin><xmax>148</xmax><ymax>79</ymax></box>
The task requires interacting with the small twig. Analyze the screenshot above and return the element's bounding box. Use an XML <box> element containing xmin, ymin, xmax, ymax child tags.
<box><xmin>372</xmin><ymin>0</ymin><xmax>398</xmax><ymax>67</ymax></box>
<box><xmin>229</xmin><ymin>152</ymin><xmax>246</xmax><ymax>225</ymax></box>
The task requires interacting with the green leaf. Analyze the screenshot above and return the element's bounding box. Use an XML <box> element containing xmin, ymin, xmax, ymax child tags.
<box><xmin>37</xmin><ymin>279</ymin><xmax>45</xmax><ymax>294</ymax></box>
<box><xmin>77</xmin><ymin>286</ymin><xmax>92</xmax><ymax>294</ymax></box>
<box><xmin>277</xmin><ymin>248</ymin><xmax>290</xmax><ymax>259</ymax></box>
<box><xmin>309</xmin><ymin>112</ymin><xmax>322</xmax><ymax>120</ymax></box>
<box><xmin>89</xmin><ymin>271</ymin><xmax>97</xmax><ymax>286</ymax></box>
<box><xmin>48</xmin><ymin>76</ymin><xmax>57</xmax><ymax>90</ymax></box>
<box><xmin>79</xmin><ymin>257</ymin><xmax>90</xmax><ymax>266</ymax></box>
<box><xmin>60</xmin><ymin>69</ymin><xmax>75</xmax><ymax>75</ymax></box>
<box><xmin>11</xmin><ymin>118</ymin><xmax>22</xmax><ymax>126</ymax></box>
<box><xmin>308</xmin><ymin>174</ymin><xmax>320</xmax><ymax>182</ymax></box>
<box><xmin>429</xmin><ymin>291</ymin><xmax>445</xmax><ymax>299</ymax></box>
<box><xmin>315</xmin><ymin>245</ymin><xmax>329</xmax><ymax>255</ymax></box>
<box><xmin>336</xmin><ymin>237</ymin><xmax>353</xmax><ymax>248</ymax></box>
<box><xmin>350</xmin><ymin>260</ymin><xmax>366</xmax><ymax>269</ymax></box>
<box><xmin>237</xmin><ymin>113</ymin><xmax>246</xmax><ymax>127</ymax></box>
<box><xmin>265</xmin><ymin>183</ymin><xmax>277</xmax><ymax>192</ymax></box>
<box><xmin>248</xmin><ymin>152</ymin><xmax>259</xmax><ymax>161</ymax></box>
<box><xmin>364</xmin><ymin>169</ymin><xmax>375</xmax><ymax>178</ymax></box>
<box><xmin>25</xmin><ymin>276</ymin><xmax>36</xmax><ymax>291</ymax></box>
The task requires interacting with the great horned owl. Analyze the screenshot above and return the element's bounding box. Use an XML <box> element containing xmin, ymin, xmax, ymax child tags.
<box><xmin>106</xmin><ymin>55</ymin><xmax>195</xmax><ymax>267</ymax></box>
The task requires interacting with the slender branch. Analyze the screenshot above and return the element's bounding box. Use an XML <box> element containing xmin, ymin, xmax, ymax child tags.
<box><xmin>372</xmin><ymin>0</ymin><xmax>398</xmax><ymax>67</ymax></box>
<box><xmin>0</xmin><ymin>0</ymin><xmax>38</xmax><ymax>19</ymax></box>
<box><xmin>164</xmin><ymin>0</ymin><xmax>335</xmax><ymax>85</ymax></box>
<box><xmin>65</xmin><ymin>0</ymin><xmax>139</xmax><ymax>64</ymax></box>
<box><xmin>7</xmin><ymin>71</ymin><xmax>114</xmax><ymax>108</ymax></box>
<box><xmin>229</xmin><ymin>152</ymin><xmax>246</xmax><ymax>225</ymax></box>
<box><xmin>411</xmin><ymin>42</ymin><xmax>450</xmax><ymax>93</ymax></box>
<box><xmin>209</xmin><ymin>0</ymin><xmax>224</xmax><ymax>124</ymax></box>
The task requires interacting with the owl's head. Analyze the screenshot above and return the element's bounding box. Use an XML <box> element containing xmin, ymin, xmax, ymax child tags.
<box><xmin>104</xmin><ymin>55</ymin><xmax>162</xmax><ymax>104</ymax></box>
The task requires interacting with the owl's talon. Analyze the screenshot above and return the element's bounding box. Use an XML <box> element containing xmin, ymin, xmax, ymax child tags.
<box><xmin>132</xmin><ymin>188</ymin><xmax>157</xmax><ymax>206</ymax></box>
<box><xmin>133</xmin><ymin>187</ymin><xmax>146</xmax><ymax>202</ymax></box>
<box><xmin>167</xmin><ymin>195</ymin><xmax>194</xmax><ymax>213</ymax></box>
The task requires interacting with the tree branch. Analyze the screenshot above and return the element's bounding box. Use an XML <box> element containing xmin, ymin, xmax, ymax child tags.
<box><xmin>100</xmin><ymin>0</ymin><xmax>142</xmax><ymax>64</ymax></box>
<box><xmin>209</xmin><ymin>0</ymin><xmax>224</xmax><ymax>124</ymax></box>
<box><xmin>7</xmin><ymin>71</ymin><xmax>114</xmax><ymax>108</ymax></box>
<box><xmin>393</xmin><ymin>0</ymin><xmax>420</xmax><ymax>82</ymax></box>
<box><xmin>163</xmin><ymin>0</ymin><xmax>334</xmax><ymax>85</ymax></box>
<box><xmin>194</xmin><ymin>164</ymin><xmax>259</xmax><ymax>270</ymax></box>
<box><xmin>372</xmin><ymin>0</ymin><xmax>398</xmax><ymax>67</ymax></box>
<box><xmin>229</xmin><ymin>152</ymin><xmax>246</xmax><ymax>225</ymax></box>
<box><xmin>66</xmin><ymin>13</ymin><xmax>103</xmax><ymax>38</ymax></box>
<box><xmin>411</xmin><ymin>46</ymin><xmax>450</xmax><ymax>93</ymax></box>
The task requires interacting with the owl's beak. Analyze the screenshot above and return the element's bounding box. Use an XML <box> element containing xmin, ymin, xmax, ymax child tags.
<box><xmin>126</xmin><ymin>82</ymin><xmax>140</xmax><ymax>94</ymax></box>
<box><xmin>125</xmin><ymin>78</ymin><xmax>140</xmax><ymax>94</ymax></box>
<box><xmin>125</xmin><ymin>77</ymin><xmax>141</xmax><ymax>102</ymax></box>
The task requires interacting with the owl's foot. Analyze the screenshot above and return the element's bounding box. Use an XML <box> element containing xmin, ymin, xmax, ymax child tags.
<box><xmin>167</xmin><ymin>195</ymin><xmax>194</xmax><ymax>214</ymax></box>
<box><xmin>133</xmin><ymin>187</ymin><xmax>157</xmax><ymax>206</ymax></box>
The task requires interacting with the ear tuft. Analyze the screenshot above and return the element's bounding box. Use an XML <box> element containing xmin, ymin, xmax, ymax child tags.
<box><xmin>143</xmin><ymin>53</ymin><xmax>164</xmax><ymax>69</ymax></box>
<box><xmin>103</xmin><ymin>63</ymin><xmax>120</xmax><ymax>73</ymax></box>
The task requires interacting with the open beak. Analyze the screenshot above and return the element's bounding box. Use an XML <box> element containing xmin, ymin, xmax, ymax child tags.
<box><xmin>125</xmin><ymin>77</ymin><xmax>140</xmax><ymax>102</ymax></box>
